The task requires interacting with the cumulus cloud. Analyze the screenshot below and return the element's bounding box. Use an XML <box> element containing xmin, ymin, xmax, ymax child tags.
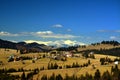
<box><xmin>25</xmin><ymin>39</ymin><xmax>85</xmax><ymax>47</ymax></box>
<box><xmin>52</xmin><ymin>24</ymin><xmax>63</xmax><ymax>28</ymax></box>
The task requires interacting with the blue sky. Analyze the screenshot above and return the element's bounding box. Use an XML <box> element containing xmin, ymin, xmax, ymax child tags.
<box><xmin>0</xmin><ymin>0</ymin><xmax>120</xmax><ymax>46</ymax></box>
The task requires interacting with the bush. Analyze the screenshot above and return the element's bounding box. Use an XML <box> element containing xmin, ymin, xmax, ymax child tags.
<box><xmin>7</xmin><ymin>68</ymin><xmax>17</xmax><ymax>72</ymax></box>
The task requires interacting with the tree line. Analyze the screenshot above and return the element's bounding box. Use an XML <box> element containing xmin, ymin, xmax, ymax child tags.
<box><xmin>79</xmin><ymin>47</ymin><xmax>120</xmax><ymax>57</ymax></box>
<box><xmin>41</xmin><ymin>65</ymin><xmax>120</xmax><ymax>80</ymax></box>
<box><xmin>91</xmin><ymin>40</ymin><xmax>120</xmax><ymax>46</ymax></box>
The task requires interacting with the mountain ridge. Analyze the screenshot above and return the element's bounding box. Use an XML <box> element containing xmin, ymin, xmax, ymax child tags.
<box><xmin>0</xmin><ymin>39</ymin><xmax>52</xmax><ymax>53</ymax></box>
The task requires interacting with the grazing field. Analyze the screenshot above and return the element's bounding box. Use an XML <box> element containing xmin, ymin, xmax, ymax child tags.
<box><xmin>77</xmin><ymin>44</ymin><xmax>120</xmax><ymax>51</ymax></box>
<box><xmin>33</xmin><ymin>54</ymin><xmax>119</xmax><ymax>79</ymax></box>
<box><xmin>0</xmin><ymin>48</ymin><xmax>120</xmax><ymax>80</ymax></box>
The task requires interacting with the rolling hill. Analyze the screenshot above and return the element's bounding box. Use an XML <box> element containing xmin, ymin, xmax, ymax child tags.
<box><xmin>0</xmin><ymin>39</ymin><xmax>52</xmax><ymax>53</ymax></box>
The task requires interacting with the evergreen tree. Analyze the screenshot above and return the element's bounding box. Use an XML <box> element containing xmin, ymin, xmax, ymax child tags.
<box><xmin>54</xmin><ymin>63</ymin><xmax>58</xmax><ymax>69</ymax></box>
<box><xmin>118</xmin><ymin>70</ymin><xmax>120</xmax><ymax>80</ymax></box>
<box><xmin>26</xmin><ymin>72</ymin><xmax>33</xmax><ymax>80</ymax></box>
<box><xmin>72</xmin><ymin>62</ymin><xmax>75</xmax><ymax>68</ymax></box>
<box><xmin>75</xmin><ymin>62</ymin><xmax>80</xmax><ymax>67</ymax></box>
<box><xmin>21</xmin><ymin>71</ymin><xmax>26</xmax><ymax>80</ymax></box>
<box><xmin>64</xmin><ymin>73</ymin><xmax>69</xmax><ymax>80</ymax></box>
<box><xmin>112</xmin><ymin>65</ymin><xmax>120</xmax><ymax>80</ymax></box>
<box><xmin>88</xmin><ymin>60</ymin><xmax>91</xmax><ymax>65</ymax></box>
<box><xmin>49</xmin><ymin>73</ymin><xmax>55</xmax><ymax>80</ymax></box>
<box><xmin>102</xmin><ymin>70</ymin><xmax>111</xmax><ymax>80</ymax></box>
<box><xmin>100</xmin><ymin>58</ymin><xmax>105</xmax><ymax>65</ymax></box>
<box><xmin>85</xmin><ymin>72</ymin><xmax>93</xmax><ymax>80</ymax></box>
<box><xmin>111</xmin><ymin>66</ymin><xmax>114</xmax><ymax>74</ymax></box>
<box><xmin>79</xmin><ymin>74</ymin><xmax>85</xmax><ymax>80</ymax></box>
<box><xmin>33</xmin><ymin>68</ymin><xmax>39</xmax><ymax>74</ymax></box>
<box><xmin>48</xmin><ymin>63</ymin><xmax>50</xmax><ymax>70</ymax></box>
<box><xmin>71</xmin><ymin>74</ymin><xmax>77</xmax><ymax>80</ymax></box>
<box><xmin>51</xmin><ymin>63</ymin><xmax>54</xmax><ymax>69</ymax></box>
<box><xmin>56</xmin><ymin>74</ymin><xmax>63</xmax><ymax>80</ymax></box>
<box><xmin>94</xmin><ymin>69</ymin><xmax>101</xmax><ymax>80</ymax></box>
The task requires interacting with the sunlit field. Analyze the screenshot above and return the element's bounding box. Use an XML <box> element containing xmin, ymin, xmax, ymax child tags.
<box><xmin>0</xmin><ymin>48</ymin><xmax>119</xmax><ymax>79</ymax></box>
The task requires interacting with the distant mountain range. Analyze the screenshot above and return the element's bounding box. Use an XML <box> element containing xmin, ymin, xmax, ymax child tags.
<box><xmin>0</xmin><ymin>38</ymin><xmax>120</xmax><ymax>54</ymax></box>
<box><xmin>24</xmin><ymin>39</ymin><xmax>85</xmax><ymax>48</ymax></box>
<box><xmin>0</xmin><ymin>39</ymin><xmax>52</xmax><ymax>53</ymax></box>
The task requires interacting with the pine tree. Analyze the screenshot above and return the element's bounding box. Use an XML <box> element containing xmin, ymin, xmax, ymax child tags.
<box><xmin>65</xmin><ymin>73</ymin><xmax>69</xmax><ymax>80</ymax></box>
<box><xmin>88</xmin><ymin>60</ymin><xmax>91</xmax><ymax>65</ymax></box>
<box><xmin>112</xmin><ymin>65</ymin><xmax>120</xmax><ymax>80</ymax></box>
<box><xmin>21</xmin><ymin>71</ymin><xmax>26</xmax><ymax>80</ymax></box>
<box><xmin>85</xmin><ymin>72</ymin><xmax>93</xmax><ymax>80</ymax></box>
<box><xmin>54</xmin><ymin>63</ymin><xmax>58</xmax><ymax>69</ymax></box>
<box><xmin>26</xmin><ymin>72</ymin><xmax>33</xmax><ymax>80</ymax></box>
<box><xmin>48</xmin><ymin>63</ymin><xmax>50</xmax><ymax>69</ymax></box>
<box><xmin>102</xmin><ymin>70</ymin><xmax>111</xmax><ymax>80</ymax></box>
<box><xmin>72</xmin><ymin>62</ymin><xmax>75</xmax><ymax>68</ymax></box>
<box><xmin>49</xmin><ymin>73</ymin><xmax>55</xmax><ymax>80</ymax></box>
<box><xmin>51</xmin><ymin>63</ymin><xmax>54</xmax><ymax>69</ymax></box>
<box><xmin>111</xmin><ymin>66</ymin><xmax>114</xmax><ymax>74</ymax></box>
<box><xmin>79</xmin><ymin>74</ymin><xmax>85</xmax><ymax>80</ymax></box>
<box><xmin>100</xmin><ymin>58</ymin><xmax>105</xmax><ymax>65</ymax></box>
<box><xmin>75</xmin><ymin>62</ymin><xmax>80</xmax><ymax>67</ymax></box>
<box><xmin>94</xmin><ymin>69</ymin><xmax>101</xmax><ymax>80</ymax></box>
<box><xmin>118</xmin><ymin>70</ymin><xmax>120</xmax><ymax>80</ymax></box>
<box><xmin>56</xmin><ymin>74</ymin><xmax>63</xmax><ymax>80</ymax></box>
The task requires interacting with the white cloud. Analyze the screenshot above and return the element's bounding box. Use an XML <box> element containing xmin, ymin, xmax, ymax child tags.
<box><xmin>64</xmin><ymin>40</ymin><xmax>85</xmax><ymax>46</ymax></box>
<box><xmin>0</xmin><ymin>31</ymin><xmax>79</xmax><ymax>39</ymax></box>
<box><xmin>0</xmin><ymin>31</ymin><xmax>18</xmax><ymax>36</ymax></box>
<box><xmin>35</xmin><ymin>31</ymin><xmax>53</xmax><ymax>35</ymax></box>
<box><xmin>110</xmin><ymin>36</ymin><xmax>117</xmax><ymax>40</ymax></box>
<box><xmin>25</xmin><ymin>39</ymin><xmax>86</xmax><ymax>47</ymax></box>
<box><xmin>0</xmin><ymin>31</ymin><xmax>10</xmax><ymax>36</ymax></box>
<box><xmin>52</xmin><ymin>24</ymin><xmax>63</xmax><ymax>28</ymax></box>
<box><xmin>40</xmin><ymin>34</ymin><xmax>78</xmax><ymax>39</ymax></box>
<box><xmin>31</xmin><ymin>31</ymin><xmax>78</xmax><ymax>39</ymax></box>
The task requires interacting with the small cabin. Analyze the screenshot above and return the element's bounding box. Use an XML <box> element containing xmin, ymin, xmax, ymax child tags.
<box><xmin>64</xmin><ymin>51</ymin><xmax>73</xmax><ymax>57</ymax></box>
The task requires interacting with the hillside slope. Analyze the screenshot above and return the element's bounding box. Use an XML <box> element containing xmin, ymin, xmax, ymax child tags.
<box><xmin>0</xmin><ymin>39</ymin><xmax>52</xmax><ymax>53</ymax></box>
<box><xmin>77</xmin><ymin>44</ymin><xmax>120</xmax><ymax>51</ymax></box>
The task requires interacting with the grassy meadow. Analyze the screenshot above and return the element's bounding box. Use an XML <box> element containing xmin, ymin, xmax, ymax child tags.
<box><xmin>0</xmin><ymin>48</ymin><xmax>120</xmax><ymax>80</ymax></box>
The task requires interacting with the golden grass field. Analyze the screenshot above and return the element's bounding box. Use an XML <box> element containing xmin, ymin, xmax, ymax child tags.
<box><xmin>0</xmin><ymin>48</ymin><xmax>120</xmax><ymax>80</ymax></box>
<box><xmin>77</xmin><ymin>44</ymin><xmax>120</xmax><ymax>51</ymax></box>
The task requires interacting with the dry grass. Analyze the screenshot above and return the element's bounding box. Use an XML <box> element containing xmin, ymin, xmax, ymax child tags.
<box><xmin>0</xmin><ymin>48</ymin><xmax>120</xmax><ymax>79</ymax></box>
<box><xmin>33</xmin><ymin>54</ymin><xmax>119</xmax><ymax>79</ymax></box>
<box><xmin>0</xmin><ymin>48</ymin><xmax>19</xmax><ymax>64</ymax></box>
<box><xmin>77</xmin><ymin>44</ymin><xmax>120</xmax><ymax>51</ymax></box>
